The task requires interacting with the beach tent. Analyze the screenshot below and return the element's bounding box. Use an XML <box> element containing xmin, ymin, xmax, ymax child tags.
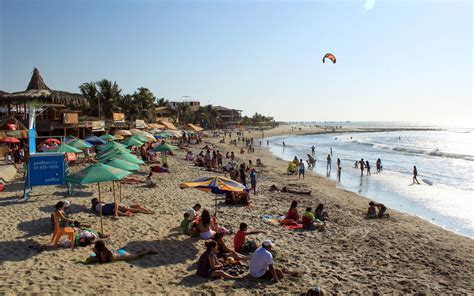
<box><xmin>65</xmin><ymin>163</ymin><xmax>132</xmax><ymax>233</ymax></box>
<box><xmin>180</xmin><ymin>176</ymin><xmax>248</xmax><ymax>215</ymax></box>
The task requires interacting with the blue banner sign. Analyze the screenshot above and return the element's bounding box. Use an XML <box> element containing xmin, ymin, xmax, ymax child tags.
<box><xmin>27</xmin><ymin>153</ymin><xmax>65</xmax><ymax>186</ymax></box>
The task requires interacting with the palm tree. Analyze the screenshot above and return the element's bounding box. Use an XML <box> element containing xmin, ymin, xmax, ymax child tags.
<box><xmin>156</xmin><ymin>98</ymin><xmax>169</xmax><ymax>107</ymax></box>
<box><xmin>132</xmin><ymin>87</ymin><xmax>156</xmax><ymax>122</ymax></box>
<box><xmin>175</xmin><ymin>102</ymin><xmax>191</xmax><ymax>124</ymax></box>
<box><xmin>79</xmin><ymin>82</ymin><xmax>99</xmax><ymax>117</ymax></box>
<box><xmin>97</xmin><ymin>79</ymin><xmax>122</xmax><ymax>118</ymax></box>
<box><xmin>201</xmin><ymin>105</ymin><xmax>220</xmax><ymax>129</ymax></box>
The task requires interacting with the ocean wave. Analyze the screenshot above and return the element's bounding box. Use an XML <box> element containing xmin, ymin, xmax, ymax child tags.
<box><xmin>351</xmin><ymin>140</ymin><xmax>474</xmax><ymax>161</ymax></box>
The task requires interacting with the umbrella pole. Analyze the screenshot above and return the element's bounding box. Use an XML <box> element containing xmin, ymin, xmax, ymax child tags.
<box><xmin>113</xmin><ymin>181</ymin><xmax>117</xmax><ymax>217</ymax></box>
<box><xmin>119</xmin><ymin>181</ymin><xmax>122</xmax><ymax>203</ymax></box>
<box><xmin>98</xmin><ymin>183</ymin><xmax>103</xmax><ymax>234</ymax></box>
<box><xmin>215</xmin><ymin>194</ymin><xmax>218</xmax><ymax>217</ymax></box>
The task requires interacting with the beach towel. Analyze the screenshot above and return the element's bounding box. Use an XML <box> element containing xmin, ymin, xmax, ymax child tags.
<box><xmin>262</xmin><ymin>214</ymin><xmax>303</xmax><ymax>230</ymax></box>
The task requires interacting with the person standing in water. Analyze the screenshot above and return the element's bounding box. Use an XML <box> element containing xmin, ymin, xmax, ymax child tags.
<box><xmin>376</xmin><ymin>158</ymin><xmax>382</xmax><ymax>172</ymax></box>
<box><xmin>359</xmin><ymin>158</ymin><xmax>365</xmax><ymax>177</ymax></box>
<box><xmin>326</xmin><ymin>154</ymin><xmax>332</xmax><ymax>170</ymax></box>
<box><xmin>366</xmin><ymin>160</ymin><xmax>371</xmax><ymax>176</ymax></box>
<box><xmin>282</xmin><ymin>141</ymin><xmax>286</xmax><ymax>148</ymax></box>
<box><xmin>413</xmin><ymin>166</ymin><xmax>420</xmax><ymax>184</ymax></box>
<box><xmin>336</xmin><ymin>158</ymin><xmax>341</xmax><ymax>168</ymax></box>
<box><xmin>311</xmin><ymin>145</ymin><xmax>315</xmax><ymax>154</ymax></box>
<box><xmin>330</xmin><ymin>147</ymin><xmax>333</xmax><ymax>156</ymax></box>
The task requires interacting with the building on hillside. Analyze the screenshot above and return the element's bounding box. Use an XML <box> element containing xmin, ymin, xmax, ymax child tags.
<box><xmin>168</xmin><ymin>100</ymin><xmax>200</xmax><ymax>112</ymax></box>
<box><xmin>213</xmin><ymin>106</ymin><xmax>242</xmax><ymax>128</ymax></box>
<box><xmin>155</xmin><ymin>106</ymin><xmax>173</xmax><ymax>122</ymax></box>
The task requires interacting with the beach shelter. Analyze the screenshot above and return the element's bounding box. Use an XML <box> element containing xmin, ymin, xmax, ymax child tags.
<box><xmin>100</xmin><ymin>158</ymin><xmax>140</xmax><ymax>171</ymax></box>
<box><xmin>49</xmin><ymin>143</ymin><xmax>82</xmax><ymax>153</ymax></box>
<box><xmin>100</xmin><ymin>134</ymin><xmax>118</xmax><ymax>141</ymax></box>
<box><xmin>84</xmin><ymin>135</ymin><xmax>106</xmax><ymax>146</ymax></box>
<box><xmin>179</xmin><ymin>176</ymin><xmax>248</xmax><ymax>215</ymax></box>
<box><xmin>152</xmin><ymin>143</ymin><xmax>178</xmax><ymax>152</ymax></box>
<box><xmin>121</xmin><ymin>137</ymin><xmax>144</xmax><ymax>147</ymax></box>
<box><xmin>64</xmin><ymin>163</ymin><xmax>132</xmax><ymax>233</ymax></box>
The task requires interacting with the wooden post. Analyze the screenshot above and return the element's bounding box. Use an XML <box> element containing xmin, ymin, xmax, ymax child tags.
<box><xmin>98</xmin><ymin>183</ymin><xmax>103</xmax><ymax>234</ymax></box>
<box><xmin>119</xmin><ymin>181</ymin><xmax>122</xmax><ymax>203</ymax></box>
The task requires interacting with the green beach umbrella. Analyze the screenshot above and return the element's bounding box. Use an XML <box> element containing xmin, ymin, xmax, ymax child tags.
<box><xmin>100</xmin><ymin>134</ymin><xmax>118</xmax><ymax>141</ymax></box>
<box><xmin>130</xmin><ymin>134</ymin><xmax>149</xmax><ymax>142</ymax></box>
<box><xmin>49</xmin><ymin>143</ymin><xmax>82</xmax><ymax>153</ymax></box>
<box><xmin>122</xmin><ymin>137</ymin><xmax>145</xmax><ymax>147</ymax></box>
<box><xmin>68</xmin><ymin>139</ymin><xmax>93</xmax><ymax>149</ymax></box>
<box><xmin>113</xmin><ymin>152</ymin><xmax>145</xmax><ymax>164</ymax></box>
<box><xmin>100</xmin><ymin>158</ymin><xmax>140</xmax><ymax>171</ymax></box>
<box><xmin>98</xmin><ymin>145</ymin><xmax>131</xmax><ymax>155</ymax></box>
<box><xmin>152</xmin><ymin>143</ymin><xmax>178</xmax><ymax>152</ymax></box>
<box><xmin>98</xmin><ymin>148</ymin><xmax>133</xmax><ymax>160</ymax></box>
<box><xmin>65</xmin><ymin>163</ymin><xmax>132</xmax><ymax>233</ymax></box>
<box><xmin>97</xmin><ymin>141</ymin><xmax>126</xmax><ymax>151</ymax></box>
<box><xmin>158</xmin><ymin>132</ymin><xmax>171</xmax><ymax>138</ymax></box>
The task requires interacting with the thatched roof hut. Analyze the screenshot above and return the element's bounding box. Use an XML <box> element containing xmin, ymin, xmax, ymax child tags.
<box><xmin>2</xmin><ymin>68</ymin><xmax>87</xmax><ymax>108</ymax></box>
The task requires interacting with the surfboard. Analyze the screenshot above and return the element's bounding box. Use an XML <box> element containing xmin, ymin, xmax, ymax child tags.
<box><xmin>422</xmin><ymin>178</ymin><xmax>433</xmax><ymax>186</ymax></box>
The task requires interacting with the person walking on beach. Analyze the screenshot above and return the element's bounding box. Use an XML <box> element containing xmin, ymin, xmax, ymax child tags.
<box><xmin>326</xmin><ymin>154</ymin><xmax>331</xmax><ymax>170</ymax></box>
<box><xmin>298</xmin><ymin>159</ymin><xmax>305</xmax><ymax>179</ymax></box>
<box><xmin>359</xmin><ymin>158</ymin><xmax>365</xmax><ymax>177</ymax></box>
<box><xmin>413</xmin><ymin>166</ymin><xmax>420</xmax><ymax>184</ymax></box>
<box><xmin>366</xmin><ymin>160</ymin><xmax>371</xmax><ymax>176</ymax></box>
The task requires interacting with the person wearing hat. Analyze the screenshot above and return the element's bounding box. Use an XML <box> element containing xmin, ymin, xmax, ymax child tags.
<box><xmin>249</xmin><ymin>240</ymin><xmax>283</xmax><ymax>283</ymax></box>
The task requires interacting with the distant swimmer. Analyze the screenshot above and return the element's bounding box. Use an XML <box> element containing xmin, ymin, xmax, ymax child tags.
<box><xmin>283</xmin><ymin>141</ymin><xmax>286</xmax><ymax>147</ymax></box>
<box><xmin>376</xmin><ymin>158</ymin><xmax>383</xmax><ymax>172</ymax></box>
<box><xmin>413</xmin><ymin>166</ymin><xmax>420</xmax><ymax>184</ymax></box>
<box><xmin>359</xmin><ymin>158</ymin><xmax>365</xmax><ymax>176</ymax></box>
<box><xmin>311</xmin><ymin>145</ymin><xmax>315</xmax><ymax>154</ymax></box>
<box><xmin>354</xmin><ymin>161</ymin><xmax>358</xmax><ymax>169</ymax></box>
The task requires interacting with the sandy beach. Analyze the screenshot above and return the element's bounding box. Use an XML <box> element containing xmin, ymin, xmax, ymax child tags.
<box><xmin>0</xmin><ymin>125</ymin><xmax>473</xmax><ymax>295</ymax></box>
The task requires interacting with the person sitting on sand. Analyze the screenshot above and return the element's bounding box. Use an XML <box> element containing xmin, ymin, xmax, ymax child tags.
<box><xmin>286</xmin><ymin>201</ymin><xmax>301</xmax><ymax>223</ymax></box>
<box><xmin>256</xmin><ymin>158</ymin><xmax>264</xmax><ymax>167</ymax></box>
<box><xmin>302</xmin><ymin>207</ymin><xmax>325</xmax><ymax>231</ymax></box>
<box><xmin>186</xmin><ymin>203</ymin><xmax>201</xmax><ymax>221</ymax></box>
<box><xmin>145</xmin><ymin>172</ymin><xmax>156</xmax><ymax>188</ymax></box>
<box><xmin>91</xmin><ymin>198</ymin><xmax>154</xmax><ymax>217</ymax></box>
<box><xmin>292</xmin><ymin>156</ymin><xmax>299</xmax><ymax>165</ymax></box>
<box><xmin>366</xmin><ymin>201</ymin><xmax>389</xmax><ymax>219</ymax></box>
<box><xmin>150</xmin><ymin>165</ymin><xmax>169</xmax><ymax>173</ymax></box>
<box><xmin>314</xmin><ymin>204</ymin><xmax>330</xmax><ymax>221</ymax></box>
<box><xmin>213</xmin><ymin>228</ymin><xmax>249</xmax><ymax>261</ymax></box>
<box><xmin>240</xmin><ymin>147</ymin><xmax>245</xmax><ymax>154</ymax></box>
<box><xmin>181</xmin><ymin>212</ymin><xmax>192</xmax><ymax>234</ymax></box>
<box><xmin>197</xmin><ymin>240</ymin><xmax>241</xmax><ymax>280</ymax></box>
<box><xmin>287</xmin><ymin>162</ymin><xmax>297</xmax><ymax>175</ymax></box>
<box><xmin>249</xmin><ymin>240</ymin><xmax>284</xmax><ymax>283</ymax></box>
<box><xmin>234</xmin><ymin>222</ymin><xmax>262</xmax><ymax>254</ymax></box>
<box><xmin>197</xmin><ymin>209</ymin><xmax>218</xmax><ymax>240</ymax></box>
<box><xmin>88</xmin><ymin>240</ymin><xmax>156</xmax><ymax>264</ymax></box>
<box><xmin>185</xmin><ymin>150</ymin><xmax>194</xmax><ymax>161</ymax></box>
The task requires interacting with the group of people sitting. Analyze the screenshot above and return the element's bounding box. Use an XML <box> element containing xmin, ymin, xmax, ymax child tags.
<box><xmin>285</xmin><ymin>201</ymin><xmax>328</xmax><ymax>230</ymax></box>
<box><xmin>366</xmin><ymin>201</ymin><xmax>389</xmax><ymax>219</ymax></box>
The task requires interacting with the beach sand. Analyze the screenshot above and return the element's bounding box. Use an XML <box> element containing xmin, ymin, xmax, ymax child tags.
<box><xmin>0</xmin><ymin>125</ymin><xmax>473</xmax><ymax>294</ymax></box>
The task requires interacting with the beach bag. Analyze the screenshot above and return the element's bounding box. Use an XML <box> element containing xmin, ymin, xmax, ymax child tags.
<box><xmin>242</xmin><ymin>240</ymin><xmax>257</xmax><ymax>254</ymax></box>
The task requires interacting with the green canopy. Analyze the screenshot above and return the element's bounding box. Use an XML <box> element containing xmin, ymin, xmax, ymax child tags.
<box><xmin>97</xmin><ymin>141</ymin><xmax>126</xmax><ymax>151</ymax></box>
<box><xmin>122</xmin><ymin>137</ymin><xmax>144</xmax><ymax>147</ymax></box>
<box><xmin>158</xmin><ymin>132</ymin><xmax>172</xmax><ymax>138</ymax></box>
<box><xmin>98</xmin><ymin>145</ymin><xmax>131</xmax><ymax>155</ymax></box>
<box><xmin>68</xmin><ymin>139</ymin><xmax>93</xmax><ymax>149</ymax></box>
<box><xmin>113</xmin><ymin>152</ymin><xmax>145</xmax><ymax>164</ymax></box>
<box><xmin>130</xmin><ymin>134</ymin><xmax>149</xmax><ymax>142</ymax></box>
<box><xmin>100</xmin><ymin>134</ymin><xmax>118</xmax><ymax>141</ymax></box>
<box><xmin>64</xmin><ymin>163</ymin><xmax>132</xmax><ymax>184</ymax></box>
<box><xmin>100</xmin><ymin>158</ymin><xmax>140</xmax><ymax>171</ymax></box>
<box><xmin>98</xmin><ymin>148</ymin><xmax>133</xmax><ymax>160</ymax></box>
<box><xmin>49</xmin><ymin>143</ymin><xmax>82</xmax><ymax>153</ymax></box>
<box><xmin>152</xmin><ymin>143</ymin><xmax>178</xmax><ymax>152</ymax></box>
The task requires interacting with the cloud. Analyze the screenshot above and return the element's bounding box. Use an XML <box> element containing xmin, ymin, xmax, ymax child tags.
<box><xmin>364</xmin><ymin>0</ymin><xmax>375</xmax><ymax>10</ymax></box>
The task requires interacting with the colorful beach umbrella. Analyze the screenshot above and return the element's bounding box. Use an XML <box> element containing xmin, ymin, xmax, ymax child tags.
<box><xmin>180</xmin><ymin>176</ymin><xmax>248</xmax><ymax>215</ymax></box>
<box><xmin>44</xmin><ymin>138</ymin><xmax>61</xmax><ymax>145</ymax></box>
<box><xmin>100</xmin><ymin>158</ymin><xmax>140</xmax><ymax>171</ymax></box>
<box><xmin>0</xmin><ymin>137</ymin><xmax>20</xmax><ymax>143</ymax></box>
<box><xmin>151</xmin><ymin>143</ymin><xmax>178</xmax><ymax>152</ymax></box>
<box><xmin>100</xmin><ymin>134</ymin><xmax>118</xmax><ymax>141</ymax></box>
<box><xmin>49</xmin><ymin>143</ymin><xmax>82</xmax><ymax>153</ymax></box>
<box><xmin>84</xmin><ymin>135</ymin><xmax>106</xmax><ymax>146</ymax></box>
<box><xmin>122</xmin><ymin>137</ymin><xmax>144</xmax><ymax>147</ymax></box>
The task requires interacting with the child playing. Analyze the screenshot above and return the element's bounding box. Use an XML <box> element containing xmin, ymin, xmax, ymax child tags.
<box><xmin>250</xmin><ymin>168</ymin><xmax>257</xmax><ymax>194</ymax></box>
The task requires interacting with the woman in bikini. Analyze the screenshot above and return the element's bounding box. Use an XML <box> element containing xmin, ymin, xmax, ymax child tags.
<box><xmin>90</xmin><ymin>240</ymin><xmax>156</xmax><ymax>264</ymax></box>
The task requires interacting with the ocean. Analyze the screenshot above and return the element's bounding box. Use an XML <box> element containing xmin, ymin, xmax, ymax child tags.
<box><xmin>267</xmin><ymin>122</ymin><xmax>474</xmax><ymax>237</ymax></box>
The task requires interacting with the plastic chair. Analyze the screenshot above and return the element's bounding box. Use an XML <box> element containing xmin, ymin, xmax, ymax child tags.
<box><xmin>51</xmin><ymin>212</ymin><xmax>75</xmax><ymax>248</ymax></box>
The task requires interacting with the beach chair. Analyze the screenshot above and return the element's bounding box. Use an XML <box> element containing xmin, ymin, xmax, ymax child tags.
<box><xmin>51</xmin><ymin>212</ymin><xmax>75</xmax><ymax>248</ymax></box>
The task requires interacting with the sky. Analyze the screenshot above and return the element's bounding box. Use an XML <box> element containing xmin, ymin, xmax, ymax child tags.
<box><xmin>0</xmin><ymin>0</ymin><xmax>472</xmax><ymax>123</ymax></box>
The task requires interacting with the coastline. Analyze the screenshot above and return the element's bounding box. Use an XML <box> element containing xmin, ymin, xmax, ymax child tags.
<box><xmin>0</xmin><ymin>125</ymin><xmax>472</xmax><ymax>294</ymax></box>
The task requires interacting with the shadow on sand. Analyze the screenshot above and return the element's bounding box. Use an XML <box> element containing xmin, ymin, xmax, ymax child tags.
<box><xmin>17</xmin><ymin>217</ymin><xmax>52</xmax><ymax>238</ymax></box>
